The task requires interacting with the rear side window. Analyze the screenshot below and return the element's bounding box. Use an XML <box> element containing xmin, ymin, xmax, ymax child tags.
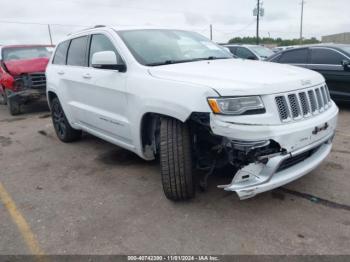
<box><xmin>310</xmin><ymin>48</ymin><xmax>346</xmax><ymax>65</ymax></box>
<box><xmin>279</xmin><ymin>49</ymin><xmax>308</xmax><ymax>64</ymax></box>
<box><xmin>236</xmin><ymin>47</ymin><xmax>255</xmax><ymax>59</ymax></box>
<box><xmin>67</xmin><ymin>36</ymin><xmax>89</xmax><ymax>66</ymax></box>
<box><xmin>52</xmin><ymin>41</ymin><xmax>70</xmax><ymax>65</ymax></box>
<box><xmin>89</xmin><ymin>34</ymin><xmax>121</xmax><ymax>66</ymax></box>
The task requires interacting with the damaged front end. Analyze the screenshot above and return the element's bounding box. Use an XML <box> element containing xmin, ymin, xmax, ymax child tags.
<box><xmin>218</xmin><ymin>134</ymin><xmax>333</xmax><ymax>199</ymax></box>
<box><xmin>190</xmin><ymin>111</ymin><xmax>335</xmax><ymax>200</ymax></box>
<box><xmin>7</xmin><ymin>72</ymin><xmax>46</xmax><ymax>104</ymax></box>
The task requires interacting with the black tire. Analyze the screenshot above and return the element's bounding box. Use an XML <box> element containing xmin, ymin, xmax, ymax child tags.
<box><xmin>160</xmin><ymin>117</ymin><xmax>195</xmax><ymax>201</ymax></box>
<box><xmin>51</xmin><ymin>97</ymin><xmax>82</xmax><ymax>142</ymax></box>
<box><xmin>0</xmin><ymin>86</ymin><xmax>7</xmax><ymax>105</ymax></box>
<box><xmin>8</xmin><ymin>98</ymin><xmax>21</xmax><ymax>115</ymax></box>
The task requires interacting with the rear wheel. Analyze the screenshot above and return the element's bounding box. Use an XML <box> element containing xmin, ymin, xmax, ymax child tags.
<box><xmin>51</xmin><ymin>97</ymin><xmax>82</xmax><ymax>142</ymax></box>
<box><xmin>159</xmin><ymin>117</ymin><xmax>195</xmax><ymax>201</ymax></box>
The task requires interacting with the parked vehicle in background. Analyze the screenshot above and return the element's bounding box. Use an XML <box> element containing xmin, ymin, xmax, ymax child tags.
<box><xmin>46</xmin><ymin>26</ymin><xmax>338</xmax><ymax>201</ymax></box>
<box><xmin>272</xmin><ymin>46</ymin><xmax>296</xmax><ymax>54</ymax></box>
<box><xmin>268</xmin><ymin>44</ymin><xmax>350</xmax><ymax>102</ymax></box>
<box><xmin>223</xmin><ymin>44</ymin><xmax>274</xmax><ymax>60</ymax></box>
<box><xmin>0</xmin><ymin>45</ymin><xmax>54</xmax><ymax>115</ymax></box>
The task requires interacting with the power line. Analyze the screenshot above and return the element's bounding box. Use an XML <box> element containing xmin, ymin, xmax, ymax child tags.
<box><xmin>54</xmin><ymin>0</ymin><xmax>194</xmax><ymax>15</ymax></box>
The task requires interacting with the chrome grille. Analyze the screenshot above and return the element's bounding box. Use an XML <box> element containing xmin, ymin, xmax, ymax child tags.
<box><xmin>298</xmin><ymin>92</ymin><xmax>309</xmax><ymax>115</ymax></box>
<box><xmin>325</xmin><ymin>85</ymin><xmax>331</xmax><ymax>102</ymax></box>
<box><xmin>308</xmin><ymin>90</ymin><xmax>317</xmax><ymax>113</ymax></box>
<box><xmin>29</xmin><ymin>73</ymin><xmax>46</xmax><ymax>89</ymax></box>
<box><xmin>320</xmin><ymin>85</ymin><xmax>329</xmax><ymax>108</ymax></box>
<box><xmin>275</xmin><ymin>85</ymin><xmax>331</xmax><ymax>122</ymax></box>
<box><xmin>315</xmin><ymin>88</ymin><xmax>324</xmax><ymax>109</ymax></box>
<box><xmin>287</xmin><ymin>94</ymin><xmax>300</xmax><ymax>118</ymax></box>
<box><xmin>275</xmin><ymin>96</ymin><xmax>289</xmax><ymax>120</ymax></box>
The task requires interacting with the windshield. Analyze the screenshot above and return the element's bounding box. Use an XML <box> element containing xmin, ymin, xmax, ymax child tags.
<box><xmin>249</xmin><ymin>46</ymin><xmax>274</xmax><ymax>58</ymax></box>
<box><xmin>117</xmin><ymin>29</ymin><xmax>232</xmax><ymax>66</ymax></box>
<box><xmin>2</xmin><ymin>47</ymin><xmax>53</xmax><ymax>61</ymax></box>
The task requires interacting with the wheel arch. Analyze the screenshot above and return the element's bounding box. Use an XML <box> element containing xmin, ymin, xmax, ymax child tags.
<box><xmin>139</xmin><ymin>111</ymin><xmax>191</xmax><ymax>160</ymax></box>
<box><xmin>138</xmin><ymin>110</ymin><xmax>209</xmax><ymax>160</ymax></box>
<box><xmin>47</xmin><ymin>91</ymin><xmax>58</xmax><ymax>109</ymax></box>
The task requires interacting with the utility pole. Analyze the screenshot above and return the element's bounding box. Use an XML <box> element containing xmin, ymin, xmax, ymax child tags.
<box><xmin>47</xmin><ymin>24</ymin><xmax>53</xmax><ymax>45</ymax></box>
<box><xmin>210</xmin><ymin>24</ymin><xmax>213</xmax><ymax>40</ymax></box>
<box><xmin>256</xmin><ymin>0</ymin><xmax>260</xmax><ymax>45</ymax></box>
<box><xmin>299</xmin><ymin>0</ymin><xmax>305</xmax><ymax>44</ymax></box>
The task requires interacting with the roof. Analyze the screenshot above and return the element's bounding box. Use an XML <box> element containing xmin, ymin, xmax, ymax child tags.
<box><xmin>68</xmin><ymin>25</ymin><xmax>201</xmax><ymax>36</ymax></box>
<box><xmin>222</xmin><ymin>44</ymin><xmax>260</xmax><ymax>47</ymax></box>
<box><xmin>277</xmin><ymin>43</ymin><xmax>350</xmax><ymax>51</ymax></box>
<box><xmin>267</xmin><ymin>43</ymin><xmax>350</xmax><ymax>61</ymax></box>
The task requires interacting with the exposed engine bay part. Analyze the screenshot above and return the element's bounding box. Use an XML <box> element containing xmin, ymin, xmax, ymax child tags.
<box><xmin>187</xmin><ymin>112</ymin><xmax>284</xmax><ymax>191</ymax></box>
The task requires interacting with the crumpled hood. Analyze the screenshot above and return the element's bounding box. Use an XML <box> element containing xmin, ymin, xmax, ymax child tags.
<box><xmin>4</xmin><ymin>58</ymin><xmax>49</xmax><ymax>76</ymax></box>
<box><xmin>148</xmin><ymin>59</ymin><xmax>325</xmax><ymax>96</ymax></box>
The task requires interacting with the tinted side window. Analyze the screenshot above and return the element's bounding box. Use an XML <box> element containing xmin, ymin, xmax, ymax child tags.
<box><xmin>67</xmin><ymin>36</ymin><xmax>89</xmax><ymax>66</ymax></box>
<box><xmin>310</xmin><ymin>48</ymin><xmax>346</xmax><ymax>65</ymax></box>
<box><xmin>270</xmin><ymin>54</ymin><xmax>281</xmax><ymax>62</ymax></box>
<box><xmin>279</xmin><ymin>49</ymin><xmax>308</xmax><ymax>64</ymax></box>
<box><xmin>53</xmin><ymin>41</ymin><xmax>70</xmax><ymax>65</ymax></box>
<box><xmin>89</xmin><ymin>34</ymin><xmax>120</xmax><ymax>66</ymax></box>
<box><xmin>228</xmin><ymin>47</ymin><xmax>237</xmax><ymax>54</ymax></box>
<box><xmin>236</xmin><ymin>47</ymin><xmax>255</xmax><ymax>59</ymax></box>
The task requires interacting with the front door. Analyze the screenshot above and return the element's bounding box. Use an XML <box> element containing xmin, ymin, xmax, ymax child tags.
<box><xmin>309</xmin><ymin>47</ymin><xmax>350</xmax><ymax>101</ymax></box>
<box><xmin>76</xmin><ymin>33</ymin><xmax>131</xmax><ymax>145</ymax></box>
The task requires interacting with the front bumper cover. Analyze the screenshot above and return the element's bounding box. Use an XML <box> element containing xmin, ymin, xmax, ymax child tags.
<box><xmin>218</xmin><ymin>132</ymin><xmax>334</xmax><ymax>199</ymax></box>
<box><xmin>8</xmin><ymin>89</ymin><xmax>46</xmax><ymax>104</ymax></box>
<box><xmin>212</xmin><ymin>102</ymin><xmax>338</xmax><ymax>199</ymax></box>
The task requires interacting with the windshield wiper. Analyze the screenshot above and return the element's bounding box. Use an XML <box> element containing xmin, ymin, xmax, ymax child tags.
<box><xmin>146</xmin><ymin>56</ymin><xmax>231</xmax><ymax>66</ymax></box>
<box><xmin>146</xmin><ymin>60</ymin><xmax>181</xmax><ymax>66</ymax></box>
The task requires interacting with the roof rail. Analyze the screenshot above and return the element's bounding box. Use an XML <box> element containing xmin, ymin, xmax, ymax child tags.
<box><xmin>68</xmin><ymin>25</ymin><xmax>107</xmax><ymax>36</ymax></box>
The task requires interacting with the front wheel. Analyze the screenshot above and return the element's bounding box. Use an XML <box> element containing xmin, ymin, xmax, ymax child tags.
<box><xmin>0</xmin><ymin>86</ymin><xmax>7</xmax><ymax>105</ymax></box>
<box><xmin>159</xmin><ymin>117</ymin><xmax>195</xmax><ymax>201</ymax></box>
<box><xmin>8</xmin><ymin>99</ymin><xmax>21</xmax><ymax>115</ymax></box>
<box><xmin>51</xmin><ymin>97</ymin><xmax>82</xmax><ymax>142</ymax></box>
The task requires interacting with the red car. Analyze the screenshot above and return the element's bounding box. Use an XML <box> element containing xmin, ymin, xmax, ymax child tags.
<box><xmin>0</xmin><ymin>45</ymin><xmax>54</xmax><ymax>115</ymax></box>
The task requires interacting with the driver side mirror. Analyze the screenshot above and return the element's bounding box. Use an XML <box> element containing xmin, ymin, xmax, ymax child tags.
<box><xmin>92</xmin><ymin>51</ymin><xmax>126</xmax><ymax>71</ymax></box>
<box><xmin>341</xmin><ymin>59</ymin><xmax>350</xmax><ymax>71</ymax></box>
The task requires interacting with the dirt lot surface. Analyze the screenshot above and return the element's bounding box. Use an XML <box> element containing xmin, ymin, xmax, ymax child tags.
<box><xmin>0</xmin><ymin>102</ymin><xmax>349</xmax><ymax>255</ymax></box>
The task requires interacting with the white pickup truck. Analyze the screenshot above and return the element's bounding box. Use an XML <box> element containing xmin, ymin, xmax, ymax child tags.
<box><xmin>46</xmin><ymin>26</ymin><xmax>338</xmax><ymax>201</ymax></box>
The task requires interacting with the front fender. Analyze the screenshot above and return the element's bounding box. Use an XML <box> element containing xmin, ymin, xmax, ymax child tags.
<box><xmin>126</xmin><ymin>75</ymin><xmax>217</xmax><ymax>159</ymax></box>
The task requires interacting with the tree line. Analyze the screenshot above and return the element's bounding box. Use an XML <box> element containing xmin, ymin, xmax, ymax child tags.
<box><xmin>227</xmin><ymin>37</ymin><xmax>320</xmax><ymax>46</ymax></box>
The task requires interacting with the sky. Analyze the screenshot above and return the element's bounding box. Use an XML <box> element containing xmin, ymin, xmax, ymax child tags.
<box><xmin>0</xmin><ymin>0</ymin><xmax>349</xmax><ymax>45</ymax></box>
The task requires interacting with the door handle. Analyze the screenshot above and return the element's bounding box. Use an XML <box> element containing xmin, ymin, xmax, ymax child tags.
<box><xmin>82</xmin><ymin>73</ymin><xmax>92</xmax><ymax>79</ymax></box>
<box><xmin>57</xmin><ymin>71</ymin><xmax>65</xmax><ymax>75</ymax></box>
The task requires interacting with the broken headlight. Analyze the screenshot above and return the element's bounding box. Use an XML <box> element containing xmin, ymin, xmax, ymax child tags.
<box><xmin>207</xmin><ymin>96</ymin><xmax>265</xmax><ymax>115</ymax></box>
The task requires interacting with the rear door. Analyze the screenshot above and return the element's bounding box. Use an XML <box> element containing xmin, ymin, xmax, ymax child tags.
<box><xmin>62</xmin><ymin>35</ymin><xmax>91</xmax><ymax>122</ymax></box>
<box><xmin>47</xmin><ymin>40</ymin><xmax>74</xmax><ymax>118</ymax></box>
<box><xmin>309</xmin><ymin>47</ymin><xmax>350</xmax><ymax>101</ymax></box>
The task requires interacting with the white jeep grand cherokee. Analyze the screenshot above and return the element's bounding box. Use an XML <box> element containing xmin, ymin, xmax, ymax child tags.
<box><xmin>46</xmin><ymin>26</ymin><xmax>338</xmax><ymax>201</ymax></box>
